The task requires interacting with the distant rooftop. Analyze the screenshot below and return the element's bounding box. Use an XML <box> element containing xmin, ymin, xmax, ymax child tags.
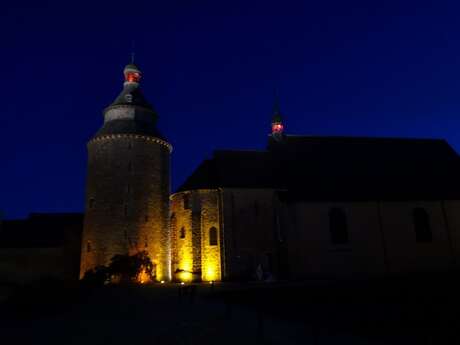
<box><xmin>0</xmin><ymin>213</ymin><xmax>84</xmax><ymax>248</ymax></box>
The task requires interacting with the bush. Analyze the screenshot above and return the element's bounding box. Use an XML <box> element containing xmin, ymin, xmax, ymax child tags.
<box><xmin>81</xmin><ymin>265</ymin><xmax>109</xmax><ymax>286</ymax></box>
<box><xmin>81</xmin><ymin>251</ymin><xmax>154</xmax><ymax>286</ymax></box>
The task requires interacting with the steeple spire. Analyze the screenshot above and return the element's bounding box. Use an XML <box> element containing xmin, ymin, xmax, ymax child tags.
<box><xmin>130</xmin><ymin>40</ymin><xmax>136</xmax><ymax>64</ymax></box>
<box><xmin>271</xmin><ymin>89</ymin><xmax>284</xmax><ymax>140</ymax></box>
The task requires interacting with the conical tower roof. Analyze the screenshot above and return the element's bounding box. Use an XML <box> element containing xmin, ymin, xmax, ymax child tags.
<box><xmin>93</xmin><ymin>63</ymin><xmax>166</xmax><ymax>141</ymax></box>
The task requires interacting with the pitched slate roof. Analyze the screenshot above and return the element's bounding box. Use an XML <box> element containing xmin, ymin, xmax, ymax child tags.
<box><xmin>107</xmin><ymin>83</ymin><xmax>153</xmax><ymax>110</ymax></box>
<box><xmin>177</xmin><ymin>135</ymin><xmax>460</xmax><ymax>201</ymax></box>
<box><xmin>177</xmin><ymin>150</ymin><xmax>274</xmax><ymax>192</ymax></box>
<box><xmin>0</xmin><ymin>213</ymin><xmax>83</xmax><ymax>248</ymax></box>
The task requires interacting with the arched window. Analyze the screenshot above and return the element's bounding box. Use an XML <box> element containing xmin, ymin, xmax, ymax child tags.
<box><xmin>209</xmin><ymin>227</ymin><xmax>218</xmax><ymax>246</ymax></box>
<box><xmin>413</xmin><ymin>208</ymin><xmax>432</xmax><ymax>243</ymax></box>
<box><xmin>180</xmin><ymin>227</ymin><xmax>186</xmax><ymax>239</ymax></box>
<box><xmin>329</xmin><ymin>208</ymin><xmax>348</xmax><ymax>244</ymax></box>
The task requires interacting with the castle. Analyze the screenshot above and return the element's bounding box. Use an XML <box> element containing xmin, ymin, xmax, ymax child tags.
<box><xmin>78</xmin><ymin>61</ymin><xmax>460</xmax><ymax>283</ymax></box>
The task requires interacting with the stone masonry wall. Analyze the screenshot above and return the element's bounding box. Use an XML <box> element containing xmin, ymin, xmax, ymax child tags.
<box><xmin>80</xmin><ymin>134</ymin><xmax>171</xmax><ymax>281</ymax></box>
<box><xmin>170</xmin><ymin>189</ymin><xmax>222</xmax><ymax>281</ymax></box>
<box><xmin>285</xmin><ymin>200</ymin><xmax>456</xmax><ymax>279</ymax></box>
<box><xmin>170</xmin><ymin>191</ymin><xmax>194</xmax><ymax>281</ymax></box>
<box><xmin>220</xmin><ymin>189</ymin><xmax>280</xmax><ymax>280</ymax></box>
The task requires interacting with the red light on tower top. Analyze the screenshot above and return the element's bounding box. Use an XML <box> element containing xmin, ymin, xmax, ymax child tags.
<box><xmin>272</xmin><ymin>122</ymin><xmax>284</xmax><ymax>134</ymax></box>
<box><xmin>126</xmin><ymin>71</ymin><xmax>141</xmax><ymax>83</ymax></box>
<box><xmin>271</xmin><ymin>89</ymin><xmax>285</xmax><ymax>140</ymax></box>
<box><xmin>123</xmin><ymin>64</ymin><xmax>142</xmax><ymax>85</ymax></box>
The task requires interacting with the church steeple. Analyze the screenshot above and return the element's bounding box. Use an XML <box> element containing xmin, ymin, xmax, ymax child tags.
<box><xmin>271</xmin><ymin>91</ymin><xmax>284</xmax><ymax>140</ymax></box>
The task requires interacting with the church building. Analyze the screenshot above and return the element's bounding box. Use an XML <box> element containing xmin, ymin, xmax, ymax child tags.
<box><xmin>80</xmin><ymin>62</ymin><xmax>460</xmax><ymax>282</ymax></box>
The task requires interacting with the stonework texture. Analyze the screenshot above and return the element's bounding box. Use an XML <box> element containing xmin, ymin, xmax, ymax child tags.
<box><xmin>80</xmin><ymin>134</ymin><xmax>171</xmax><ymax>281</ymax></box>
<box><xmin>170</xmin><ymin>190</ymin><xmax>222</xmax><ymax>281</ymax></box>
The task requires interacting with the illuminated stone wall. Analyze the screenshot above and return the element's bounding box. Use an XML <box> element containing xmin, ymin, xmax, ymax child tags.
<box><xmin>170</xmin><ymin>191</ymin><xmax>194</xmax><ymax>281</ymax></box>
<box><xmin>170</xmin><ymin>190</ymin><xmax>222</xmax><ymax>281</ymax></box>
<box><xmin>199</xmin><ymin>190</ymin><xmax>221</xmax><ymax>281</ymax></box>
<box><xmin>80</xmin><ymin>134</ymin><xmax>171</xmax><ymax>281</ymax></box>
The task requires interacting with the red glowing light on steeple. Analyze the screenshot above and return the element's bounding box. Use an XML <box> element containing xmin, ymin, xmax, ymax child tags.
<box><xmin>272</xmin><ymin>122</ymin><xmax>284</xmax><ymax>134</ymax></box>
<box><xmin>125</xmin><ymin>72</ymin><xmax>141</xmax><ymax>83</ymax></box>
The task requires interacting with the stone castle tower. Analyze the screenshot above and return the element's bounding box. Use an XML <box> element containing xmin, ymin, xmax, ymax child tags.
<box><xmin>80</xmin><ymin>63</ymin><xmax>172</xmax><ymax>281</ymax></box>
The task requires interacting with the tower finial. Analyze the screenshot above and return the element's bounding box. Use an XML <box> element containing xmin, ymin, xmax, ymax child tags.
<box><xmin>271</xmin><ymin>88</ymin><xmax>284</xmax><ymax>139</ymax></box>
<box><xmin>273</xmin><ymin>88</ymin><xmax>280</xmax><ymax>115</ymax></box>
<box><xmin>131</xmin><ymin>40</ymin><xmax>135</xmax><ymax>64</ymax></box>
<box><xmin>123</xmin><ymin>63</ymin><xmax>141</xmax><ymax>85</ymax></box>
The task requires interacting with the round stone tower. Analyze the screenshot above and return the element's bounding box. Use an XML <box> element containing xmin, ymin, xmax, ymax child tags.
<box><xmin>80</xmin><ymin>63</ymin><xmax>172</xmax><ymax>281</ymax></box>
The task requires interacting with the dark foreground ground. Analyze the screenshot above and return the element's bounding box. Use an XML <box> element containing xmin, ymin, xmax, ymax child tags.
<box><xmin>1</xmin><ymin>273</ymin><xmax>460</xmax><ymax>344</ymax></box>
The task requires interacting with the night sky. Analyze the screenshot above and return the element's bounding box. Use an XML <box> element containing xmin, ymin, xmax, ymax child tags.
<box><xmin>2</xmin><ymin>0</ymin><xmax>460</xmax><ymax>219</ymax></box>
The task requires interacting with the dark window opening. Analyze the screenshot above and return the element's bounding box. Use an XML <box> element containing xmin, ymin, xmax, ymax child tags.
<box><xmin>128</xmin><ymin>141</ymin><xmax>132</xmax><ymax>149</ymax></box>
<box><xmin>124</xmin><ymin>205</ymin><xmax>128</xmax><ymax>217</ymax></box>
<box><xmin>144</xmin><ymin>215</ymin><xmax>149</xmax><ymax>223</ymax></box>
<box><xmin>87</xmin><ymin>241</ymin><xmax>91</xmax><ymax>253</ymax></box>
<box><xmin>180</xmin><ymin>227</ymin><xmax>186</xmax><ymax>239</ymax></box>
<box><xmin>128</xmin><ymin>161</ymin><xmax>132</xmax><ymax>172</ymax></box>
<box><xmin>254</xmin><ymin>201</ymin><xmax>259</xmax><ymax>216</ymax></box>
<box><xmin>89</xmin><ymin>198</ymin><xmax>95</xmax><ymax>209</ymax></box>
<box><xmin>209</xmin><ymin>227</ymin><xmax>218</xmax><ymax>246</ymax></box>
<box><xmin>329</xmin><ymin>208</ymin><xmax>349</xmax><ymax>244</ymax></box>
<box><xmin>413</xmin><ymin>208</ymin><xmax>432</xmax><ymax>243</ymax></box>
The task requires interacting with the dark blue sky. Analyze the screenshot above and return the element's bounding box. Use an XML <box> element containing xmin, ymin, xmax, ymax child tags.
<box><xmin>2</xmin><ymin>0</ymin><xmax>460</xmax><ymax>219</ymax></box>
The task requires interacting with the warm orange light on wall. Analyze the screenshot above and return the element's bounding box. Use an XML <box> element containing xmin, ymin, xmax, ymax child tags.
<box><xmin>178</xmin><ymin>270</ymin><xmax>193</xmax><ymax>282</ymax></box>
<box><xmin>137</xmin><ymin>269</ymin><xmax>150</xmax><ymax>284</ymax></box>
<box><xmin>205</xmin><ymin>266</ymin><xmax>217</xmax><ymax>281</ymax></box>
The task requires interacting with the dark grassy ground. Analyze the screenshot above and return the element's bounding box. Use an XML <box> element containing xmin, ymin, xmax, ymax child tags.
<box><xmin>210</xmin><ymin>272</ymin><xmax>460</xmax><ymax>344</ymax></box>
<box><xmin>1</xmin><ymin>273</ymin><xmax>460</xmax><ymax>344</ymax></box>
